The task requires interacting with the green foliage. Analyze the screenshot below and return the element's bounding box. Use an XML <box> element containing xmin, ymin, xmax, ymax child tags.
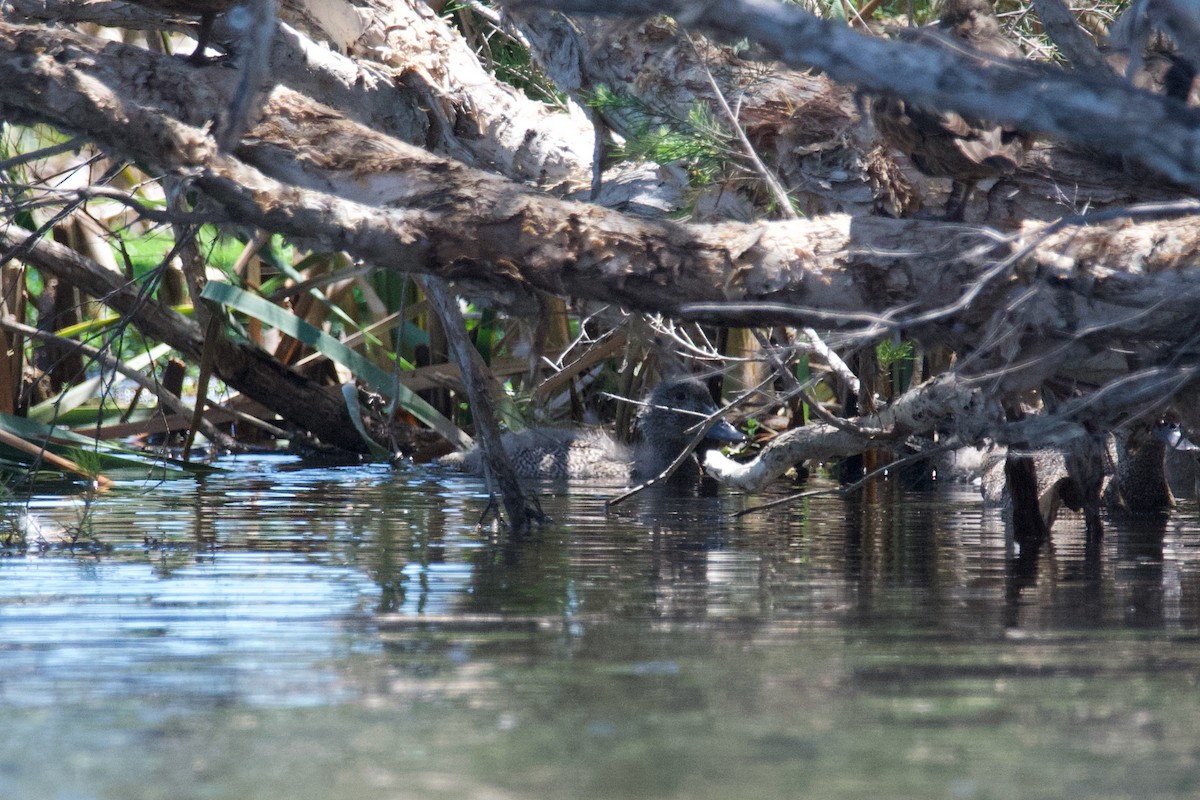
<box><xmin>466</xmin><ymin>305</ymin><xmax>502</xmax><ymax>364</ymax></box>
<box><xmin>878</xmin><ymin>338</ymin><xmax>915</xmax><ymax>397</ymax></box>
<box><xmin>113</xmin><ymin>229</ymin><xmax>176</xmax><ymax>277</ymax></box>
<box><xmin>202</xmin><ymin>281</ymin><xmax>473</xmax><ymax>449</ymax></box>
<box><xmin>110</xmin><ymin>227</ymin><xmax>292</xmax><ymax>289</ymax></box>
<box><xmin>0</xmin><ymin>520</ymin><xmax>22</xmax><ymax>549</ymax></box>
<box><xmin>0</xmin><ymin>412</ymin><xmax>217</xmax><ymax>482</ymax></box>
<box><xmin>824</xmin><ymin>0</ymin><xmax>848</xmax><ymax>23</ymax></box>
<box><xmin>794</xmin><ymin>354</ymin><xmax>812</xmax><ymax>425</ymax></box>
<box><xmin>28</xmin><ymin>342</ymin><xmax>174</xmax><ymax>426</ymax></box>
<box><xmin>65</xmin><ymin>447</ymin><xmax>104</xmax><ymax>480</ymax></box>
<box><xmin>876</xmin><ymin>338</ymin><xmax>913</xmax><ymax>370</ymax></box>
<box><xmin>441</xmin><ymin>1</ymin><xmax>567</xmax><ymax>107</ymax></box>
<box><xmin>864</xmin><ymin>0</ymin><xmax>939</xmax><ymax>24</ymax></box>
<box><xmin>589</xmin><ymin>87</ymin><xmax>735</xmax><ymax>186</ymax></box>
<box><xmin>0</xmin><ymin>125</ymin><xmax>67</xmax><ymax>232</ymax></box>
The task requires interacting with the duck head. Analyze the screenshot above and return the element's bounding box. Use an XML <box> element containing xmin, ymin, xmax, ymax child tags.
<box><xmin>634</xmin><ymin>379</ymin><xmax>744</xmax><ymax>482</ymax></box>
<box><xmin>1156</xmin><ymin>420</ymin><xmax>1200</xmax><ymax>453</ymax></box>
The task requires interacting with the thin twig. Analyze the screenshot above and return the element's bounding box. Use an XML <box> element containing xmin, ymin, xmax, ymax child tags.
<box><xmin>0</xmin><ymin>136</ymin><xmax>88</xmax><ymax>172</ymax></box>
<box><xmin>605</xmin><ymin>422</ymin><xmax>713</xmax><ymax>508</ymax></box>
<box><xmin>801</xmin><ymin>326</ymin><xmax>859</xmax><ymax>396</ymax></box>
<box><xmin>751</xmin><ymin>329</ymin><xmax>875</xmax><ymax>437</ymax></box>
<box><xmin>698</xmin><ymin>59</ymin><xmax>797</xmax><ymax>220</ymax></box>
<box><xmin>604</xmin><ymin>385</ymin><xmax>750</xmax><ymax>507</ymax></box>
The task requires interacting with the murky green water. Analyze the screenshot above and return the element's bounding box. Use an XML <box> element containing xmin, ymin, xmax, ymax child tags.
<box><xmin>2</xmin><ymin>456</ymin><xmax>1200</xmax><ymax>799</ymax></box>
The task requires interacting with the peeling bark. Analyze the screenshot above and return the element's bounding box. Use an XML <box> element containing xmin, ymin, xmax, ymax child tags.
<box><xmin>6</xmin><ymin>0</ymin><xmax>595</xmax><ymax>188</ymax></box>
<box><xmin>4</xmin><ymin>4</ymin><xmax>1200</xmax><ymax>482</ymax></box>
<box><xmin>3</xmin><ymin>19</ymin><xmax>1198</xmax><ymax>390</ymax></box>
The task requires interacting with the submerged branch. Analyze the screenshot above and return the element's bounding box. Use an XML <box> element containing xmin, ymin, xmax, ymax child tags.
<box><xmin>421</xmin><ymin>276</ymin><xmax>545</xmax><ymax>532</ymax></box>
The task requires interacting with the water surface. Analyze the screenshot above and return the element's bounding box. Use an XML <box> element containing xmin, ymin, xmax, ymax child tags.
<box><xmin>2</xmin><ymin>456</ymin><xmax>1199</xmax><ymax>799</ymax></box>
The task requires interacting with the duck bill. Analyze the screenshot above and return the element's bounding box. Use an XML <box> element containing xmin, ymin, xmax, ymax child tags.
<box><xmin>704</xmin><ymin>418</ymin><xmax>745</xmax><ymax>444</ymax></box>
<box><xmin>1159</xmin><ymin>423</ymin><xmax>1200</xmax><ymax>453</ymax></box>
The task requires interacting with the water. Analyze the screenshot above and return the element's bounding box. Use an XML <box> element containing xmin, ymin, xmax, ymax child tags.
<box><xmin>2</xmin><ymin>456</ymin><xmax>1200</xmax><ymax>799</ymax></box>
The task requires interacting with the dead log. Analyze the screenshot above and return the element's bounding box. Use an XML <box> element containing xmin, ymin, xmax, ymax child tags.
<box><xmin>4</xmin><ymin>20</ymin><xmax>1198</xmax><ymax>386</ymax></box>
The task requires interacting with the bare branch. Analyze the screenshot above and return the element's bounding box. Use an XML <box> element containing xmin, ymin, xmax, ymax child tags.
<box><xmin>705</xmin><ymin>373</ymin><xmax>1001</xmax><ymax>491</ymax></box>
<box><xmin>1029</xmin><ymin>0</ymin><xmax>1110</xmax><ymax>73</ymax></box>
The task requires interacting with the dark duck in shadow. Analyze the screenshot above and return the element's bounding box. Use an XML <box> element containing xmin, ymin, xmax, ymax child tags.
<box><xmin>872</xmin><ymin>0</ymin><xmax>1031</xmax><ymax>221</ymax></box>
<box><xmin>981</xmin><ymin>419</ymin><xmax>1192</xmax><ymax>535</ymax></box>
<box><xmin>440</xmin><ymin>378</ymin><xmax>745</xmax><ymax>485</ymax></box>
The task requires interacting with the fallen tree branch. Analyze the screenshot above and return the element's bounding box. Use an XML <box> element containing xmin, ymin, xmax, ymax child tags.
<box><xmin>704</xmin><ymin>373</ymin><xmax>1000</xmax><ymax>491</ymax></box>
<box><xmin>1029</xmin><ymin>0</ymin><xmax>1110</xmax><ymax>73</ymax></box>
<box><xmin>706</xmin><ymin>364</ymin><xmax>1200</xmax><ymax>492</ymax></box>
<box><xmin>6</xmin><ymin>18</ymin><xmax>1200</xmax><ymax>462</ymax></box>
<box><xmin>4</xmin><ymin>23</ymin><xmax>1199</xmax><ymax>349</ymax></box>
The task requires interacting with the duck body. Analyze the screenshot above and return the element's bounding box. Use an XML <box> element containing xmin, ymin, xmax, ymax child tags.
<box><xmin>980</xmin><ymin>421</ymin><xmax>1185</xmax><ymax>529</ymax></box>
<box><xmin>448</xmin><ymin>427</ymin><xmax>633</xmax><ymax>481</ymax></box>
<box><xmin>441</xmin><ymin>379</ymin><xmax>744</xmax><ymax>484</ymax></box>
<box><xmin>628</xmin><ymin>379</ymin><xmax>744</xmax><ymax>483</ymax></box>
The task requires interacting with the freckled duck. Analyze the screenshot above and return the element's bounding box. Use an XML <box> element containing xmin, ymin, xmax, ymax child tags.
<box><xmin>441</xmin><ymin>378</ymin><xmax>744</xmax><ymax>483</ymax></box>
<box><xmin>981</xmin><ymin>420</ymin><xmax>1187</xmax><ymax>530</ymax></box>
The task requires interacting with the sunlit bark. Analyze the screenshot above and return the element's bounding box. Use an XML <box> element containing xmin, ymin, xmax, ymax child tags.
<box><xmin>6</xmin><ymin>0</ymin><xmax>595</xmax><ymax>188</ymax></box>
<box><xmin>3</xmin><ymin>20</ymin><xmax>1199</xmax><ymax>401</ymax></box>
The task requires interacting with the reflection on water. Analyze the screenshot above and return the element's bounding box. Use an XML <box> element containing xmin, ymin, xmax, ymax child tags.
<box><xmin>2</xmin><ymin>456</ymin><xmax>1200</xmax><ymax>799</ymax></box>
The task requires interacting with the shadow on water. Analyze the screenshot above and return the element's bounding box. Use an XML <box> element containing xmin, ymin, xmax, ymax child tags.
<box><xmin>2</xmin><ymin>457</ymin><xmax>1200</xmax><ymax>799</ymax></box>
